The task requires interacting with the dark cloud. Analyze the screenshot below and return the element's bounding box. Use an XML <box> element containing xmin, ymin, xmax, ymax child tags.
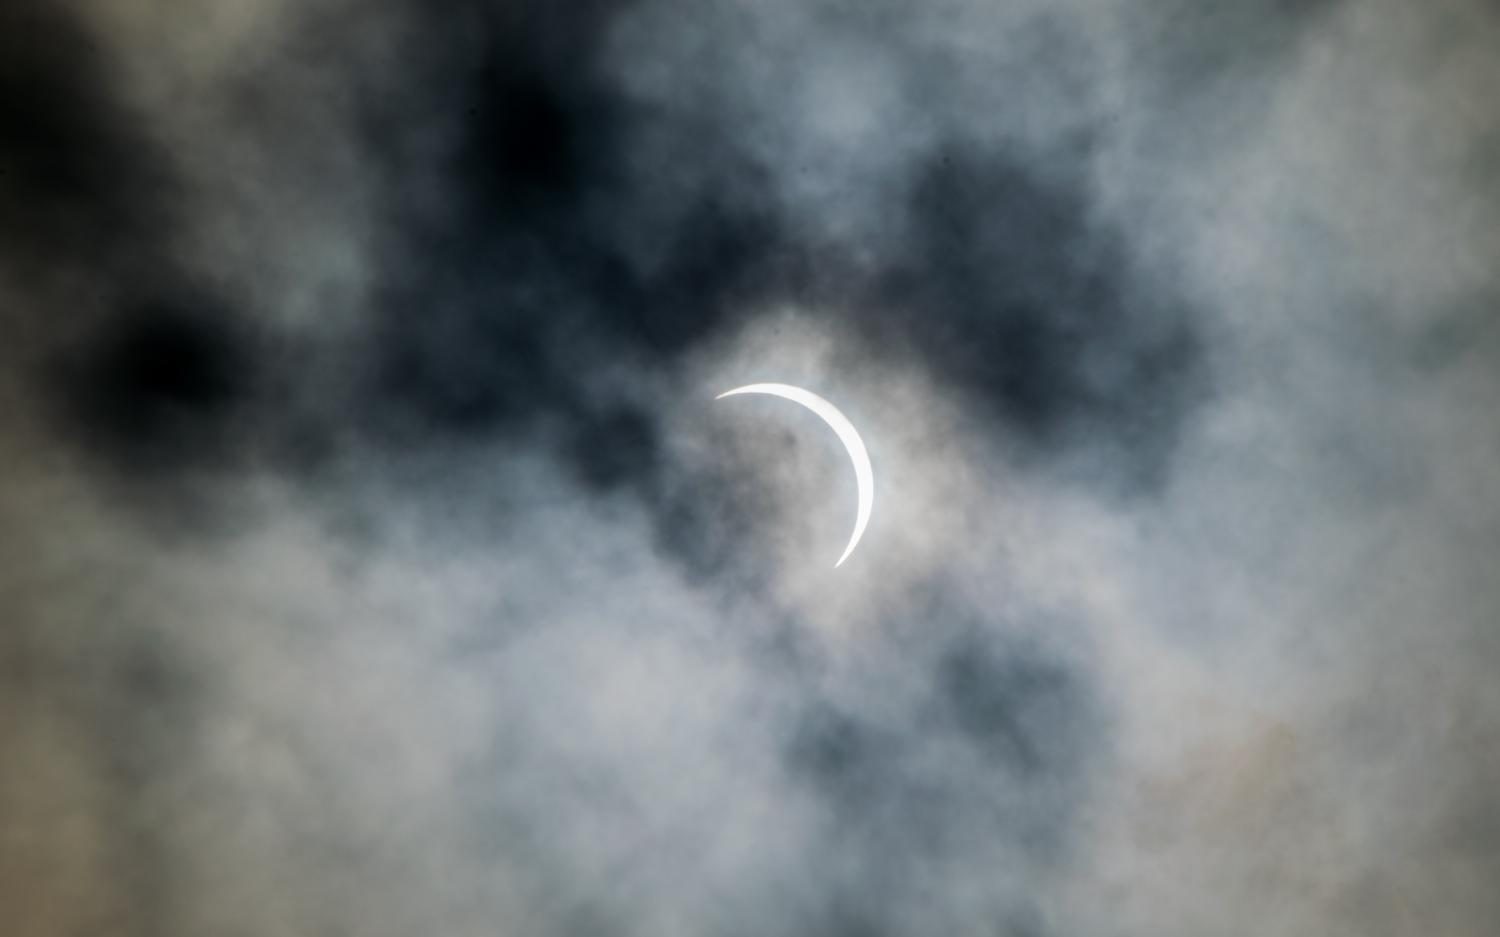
<box><xmin>870</xmin><ymin>144</ymin><xmax>1204</xmax><ymax>490</ymax></box>
<box><xmin>0</xmin><ymin>3</ymin><xmax>261</xmax><ymax>492</ymax></box>
<box><xmin>0</xmin><ymin>3</ymin><xmax>171</xmax><ymax>273</ymax></box>
<box><xmin>52</xmin><ymin>286</ymin><xmax>262</xmax><ymax>472</ymax></box>
<box><xmin>12</xmin><ymin>0</ymin><xmax>1206</xmax><ymax>516</ymax></box>
<box><xmin>362</xmin><ymin>5</ymin><xmax>1201</xmax><ymax>471</ymax></box>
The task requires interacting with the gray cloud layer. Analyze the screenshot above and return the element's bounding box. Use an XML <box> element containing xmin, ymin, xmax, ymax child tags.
<box><xmin>3</xmin><ymin>1</ymin><xmax>1498</xmax><ymax>935</ymax></box>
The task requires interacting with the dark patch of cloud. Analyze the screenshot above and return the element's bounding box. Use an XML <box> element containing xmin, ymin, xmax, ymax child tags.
<box><xmin>0</xmin><ymin>3</ymin><xmax>172</xmax><ymax>276</ymax></box>
<box><xmin>869</xmin><ymin>145</ymin><xmax>1204</xmax><ymax>490</ymax></box>
<box><xmin>51</xmin><ymin>286</ymin><xmax>263</xmax><ymax>473</ymax></box>
<box><xmin>0</xmin><ymin>3</ymin><xmax>265</xmax><ymax>501</ymax></box>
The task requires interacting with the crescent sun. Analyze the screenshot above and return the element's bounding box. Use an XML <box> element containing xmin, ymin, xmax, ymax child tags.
<box><xmin>716</xmin><ymin>383</ymin><xmax>874</xmax><ymax>568</ymax></box>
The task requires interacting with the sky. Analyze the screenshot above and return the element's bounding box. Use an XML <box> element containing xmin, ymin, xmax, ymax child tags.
<box><xmin>2</xmin><ymin>1</ymin><xmax>1499</xmax><ymax>935</ymax></box>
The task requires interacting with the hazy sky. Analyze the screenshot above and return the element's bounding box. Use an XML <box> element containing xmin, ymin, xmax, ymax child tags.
<box><xmin>3</xmin><ymin>2</ymin><xmax>1499</xmax><ymax>935</ymax></box>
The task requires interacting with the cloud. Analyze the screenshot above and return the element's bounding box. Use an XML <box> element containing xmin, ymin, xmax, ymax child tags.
<box><xmin>2</xmin><ymin>1</ymin><xmax>1499</xmax><ymax>935</ymax></box>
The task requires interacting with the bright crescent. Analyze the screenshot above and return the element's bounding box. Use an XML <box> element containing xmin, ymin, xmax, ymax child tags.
<box><xmin>716</xmin><ymin>383</ymin><xmax>873</xmax><ymax>568</ymax></box>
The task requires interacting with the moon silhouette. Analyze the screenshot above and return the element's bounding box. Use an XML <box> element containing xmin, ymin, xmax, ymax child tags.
<box><xmin>716</xmin><ymin>383</ymin><xmax>874</xmax><ymax>568</ymax></box>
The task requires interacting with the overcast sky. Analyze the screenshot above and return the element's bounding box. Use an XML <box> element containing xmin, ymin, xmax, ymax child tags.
<box><xmin>3</xmin><ymin>1</ymin><xmax>1499</xmax><ymax>935</ymax></box>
